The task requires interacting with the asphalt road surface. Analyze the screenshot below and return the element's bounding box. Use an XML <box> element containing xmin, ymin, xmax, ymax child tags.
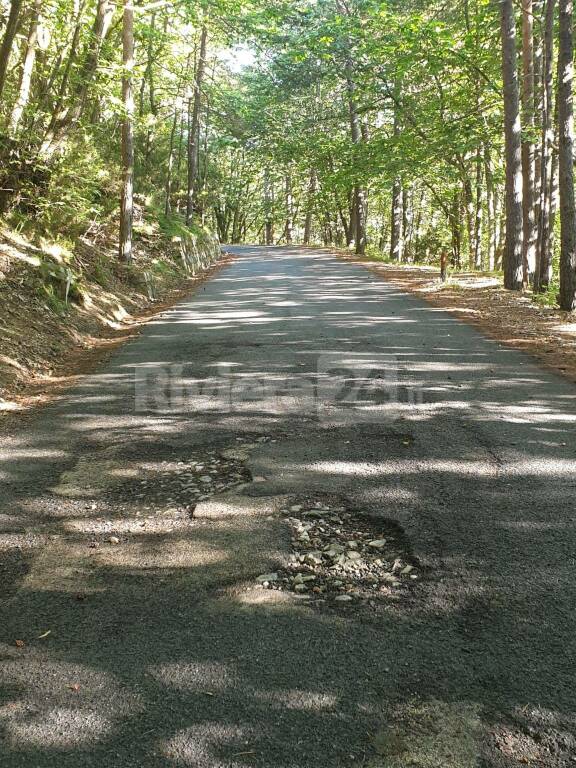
<box><xmin>1</xmin><ymin>246</ymin><xmax>575</xmax><ymax>767</ymax></box>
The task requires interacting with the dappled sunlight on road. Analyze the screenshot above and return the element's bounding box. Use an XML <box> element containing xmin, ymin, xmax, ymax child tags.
<box><xmin>0</xmin><ymin>247</ymin><xmax>575</xmax><ymax>766</ymax></box>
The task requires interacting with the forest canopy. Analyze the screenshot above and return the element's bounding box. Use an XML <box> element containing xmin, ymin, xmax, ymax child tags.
<box><xmin>0</xmin><ymin>0</ymin><xmax>575</xmax><ymax>309</ymax></box>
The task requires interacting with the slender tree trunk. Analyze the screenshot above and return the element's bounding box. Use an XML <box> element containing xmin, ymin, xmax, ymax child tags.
<box><xmin>186</xmin><ymin>24</ymin><xmax>207</xmax><ymax>227</ymax></box>
<box><xmin>119</xmin><ymin>0</ymin><xmax>135</xmax><ymax>263</ymax></box>
<box><xmin>500</xmin><ymin>0</ymin><xmax>524</xmax><ymax>290</ymax></box>
<box><xmin>464</xmin><ymin>175</ymin><xmax>476</xmax><ymax>268</ymax></box>
<box><xmin>345</xmin><ymin>60</ymin><xmax>366</xmax><ymax>255</ymax></box>
<box><xmin>450</xmin><ymin>188</ymin><xmax>462</xmax><ymax>268</ymax></box>
<box><xmin>303</xmin><ymin>168</ymin><xmax>317</xmax><ymax>245</ymax></box>
<box><xmin>535</xmin><ymin>0</ymin><xmax>556</xmax><ymax>291</ymax></box>
<box><xmin>533</xmin><ymin>0</ymin><xmax>544</xmax><ymax>229</ymax></box>
<box><xmin>522</xmin><ymin>0</ymin><xmax>538</xmax><ymax>284</ymax></box>
<box><xmin>402</xmin><ymin>187</ymin><xmax>410</xmax><ymax>259</ymax></box>
<box><xmin>264</xmin><ymin>168</ymin><xmax>274</xmax><ymax>245</ymax></box>
<box><xmin>558</xmin><ymin>0</ymin><xmax>576</xmax><ymax>309</ymax></box>
<box><xmin>285</xmin><ymin>172</ymin><xmax>293</xmax><ymax>244</ymax></box>
<box><xmin>9</xmin><ymin>0</ymin><xmax>41</xmax><ymax>134</ymax></box>
<box><xmin>390</xmin><ymin>103</ymin><xmax>403</xmax><ymax>262</ymax></box>
<box><xmin>164</xmin><ymin>104</ymin><xmax>180</xmax><ymax>217</ymax></box>
<box><xmin>474</xmin><ymin>147</ymin><xmax>483</xmax><ymax>269</ymax></box>
<box><xmin>0</xmin><ymin>0</ymin><xmax>23</xmax><ymax>101</ymax></box>
<box><xmin>200</xmin><ymin>88</ymin><xmax>212</xmax><ymax>226</ymax></box>
<box><xmin>485</xmin><ymin>144</ymin><xmax>497</xmax><ymax>271</ymax></box>
<box><xmin>390</xmin><ymin>179</ymin><xmax>404</xmax><ymax>261</ymax></box>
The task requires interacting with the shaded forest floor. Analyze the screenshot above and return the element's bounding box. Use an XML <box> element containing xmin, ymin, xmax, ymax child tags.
<box><xmin>339</xmin><ymin>254</ymin><xmax>576</xmax><ymax>386</ymax></box>
<box><xmin>0</xmin><ymin>221</ymin><xmax>226</xmax><ymax>417</ymax></box>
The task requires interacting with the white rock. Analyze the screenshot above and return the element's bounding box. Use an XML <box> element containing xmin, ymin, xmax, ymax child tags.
<box><xmin>368</xmin><ymin>539</ymin><xmax>387</xmax><ymax>549</ymax></box>
<box><xmin>334</xmin><ymin>594</ymin><xmax>353</xmax><ymax>602</ymax></box>
<box><xmin>256</xmin><ymin>573</ymin><xmax>279</xmax><ymax>583</ymax></box>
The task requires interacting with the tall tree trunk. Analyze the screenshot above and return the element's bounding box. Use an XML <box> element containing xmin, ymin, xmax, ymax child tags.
<box><xmin>164</xmin><ymin>103</ymin><xmax>180</xmax><ymax>217</ymax></box>
<box><xmin>186</xmin><ymin>24</ymin><xmax>207</xmax><ymax>227</ymax></box>
<box><xmin>303</xmin><ymin>168</ymin><xmax>317</xmax><ymax>245</ymax></box>
<box><xmin>535</xmin><ymin>0</ymin><xmax>556</xmax><ymax>291</ymax></box>
<box><xmin>558</xmin><ymin>0</ymin><xmax>576</xmax><ymax>309</ymax></box>
<box><xmin>402</xmin><ymin>187</ymin><xmax>410</xmax><ymax>259</ymax></box>
<box><xmin>284</xmin><ymin>172</ymin><xmax>293</xmax><ymax>244</ymax></box>
<box><xmin>450</xmin><ymin>188</ymin><xmax>462</xmax><ymax>268</ymax></box>
<box><xmin>500</xmin><ymin>0</ymin><xmax>524</xmax><ymax>290</ymax></box>
<box><xmin>522</xmin><ymin>0</ymin><xmax>538</xmax><ymax>284</ymax></box>
<box><xmin>200</xmin><ymin>86</ymin><xmax>212</xmax><ymax>226</ymax></box>
<box><xmin>264</xmin><ymin>168</ymin><xmax>274</xmax><ymax>245</ymax></box>
<box><xmin>464</xmin><ymin>174</ymin><xmax>476</xmax><ymax>268</ymax></box>
<box><xmin>0</xmin><ymin>0</ymin><xmax>23</xmax><ymax>101</ymax></box>
<box><xmin>533</xmin><ymin>0</ymin><xmax>544</xmax><ymax>230</ymax></box>
<box><xmin>474</xmin><ymin>147</ymin><xmax>483</xmax><ymax>269</ymax></box>
<box><xmin>345</xmin><ymin>60</ymin><xmax>366</xmax><ymax>255</ymax></box>
<box><xmin>390</xmin><ymin>178</ymin><xmax>403</xmax><ymax>261</ymax></box>
<box><xmin>390</xmin><ymin>101</ymin><xmax>403</xmax><ymax>262</ymax></box>
<box><xmin>485</xmin><ymin>144</ymin><xmax>497</xmax><ymax>271</ymax></box>
<box><xmin>119</xmin><ymin>0</ymin><xmax>134</xmax><ymax>263</ymax></box>
<box><xmin>9</xmin><ymin>0</ymin><xmax>41</xmax><ymax>134</ymax></box>
<box><xmin>165</xmin><ymin>56</ymin><xmax>191</xmax><ymax>217</ymax></box>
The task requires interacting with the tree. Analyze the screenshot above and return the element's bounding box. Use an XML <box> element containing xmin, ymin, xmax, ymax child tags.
<box><xmin>42</xmin><ymin>0</ymin><xmax>115</xmax><ymax>157</ymax></box>
<box><xmin>0</xmin><ymin>0</ymin><xmax>23</xmax><ymax>101</ymax></box>
<box><xmin>186</xmin><ymin>24</ymin><xmax>208</xmax><ymax>227</ymax></box>
<box><xmin>390</xmin><ymin>102</ymin><xmax>403</xmax><ymax>262</ymax></box>
<box><xmin>558</xmin><ymin>0</ymin><xmax>576</xmax><ymax>310</ymax></box>
<box><xmin>521</xmin><ymin>0</ymin><xmax>537</xmax><ymax>285</ymax></box>
<box><xmin>119</xmin><ymin>0</ymin><xmax>135</xmax><ymax>263</ymax></box>
<box><xmin>9</xmin><ymin>0</ymin><xmax>42</xmax><ymax>134</ymax></box>
<box><xmin>500</xmin><ymin>0</ymin><xmax>524</xmax><ymax>290</ymax></box>
<box><xmin>535</xmin><ymin>0</ymin><xmax>557</xmax><ymax>291</ymax></box>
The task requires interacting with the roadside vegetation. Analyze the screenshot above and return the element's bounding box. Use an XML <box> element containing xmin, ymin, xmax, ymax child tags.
<box><xmin>0</xmin><ymin>0</ymin><xmax>576</xmax><ymax>405</ymax></box>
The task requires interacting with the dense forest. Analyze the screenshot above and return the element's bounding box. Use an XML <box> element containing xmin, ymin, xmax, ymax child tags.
<box><xmin>0</xmin><ymin>0</ymin><xmax>575</xmax><ymax>309</ymax></box>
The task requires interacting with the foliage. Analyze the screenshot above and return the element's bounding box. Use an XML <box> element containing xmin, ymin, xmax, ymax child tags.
<box><xmin>0</xmin><ymin>0</ymin><xmax>569</xmax><ymax>302</ymax></box>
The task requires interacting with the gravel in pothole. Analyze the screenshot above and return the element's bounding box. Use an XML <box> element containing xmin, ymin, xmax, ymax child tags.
<box><xmin>256</xmin><ymin>500</ymin><xmax>419</xmax><ymax>605</ymax></box>
<box><xmin>110</xmin><ymin>451</ymin><xmax>252</xmax><ymax>515</ymax></box>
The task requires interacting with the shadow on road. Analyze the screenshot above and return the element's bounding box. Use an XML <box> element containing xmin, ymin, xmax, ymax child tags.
<box><xmin>0</xmin><ymin>247</ymin><xmax>574</xmax><ymax>766</ymax></box>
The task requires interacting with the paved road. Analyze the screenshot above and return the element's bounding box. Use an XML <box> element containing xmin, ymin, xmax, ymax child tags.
<box><xmin>1</xmin><ymin>246</ymin><xmax>575</xmax><ymax>767</ymax></box>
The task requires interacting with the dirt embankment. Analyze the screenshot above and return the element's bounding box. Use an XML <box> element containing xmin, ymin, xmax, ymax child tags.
<box><xmin>0</xmin><ymin>223</ymin><xmax>229</xmax><ymax>417</ymax></box>
<box><xmin>337</xmin><ymin>254</ymin><xmax>576</xmax><ymax>385</ymax></box>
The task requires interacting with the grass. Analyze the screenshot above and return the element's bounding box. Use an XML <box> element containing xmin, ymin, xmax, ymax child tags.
<box><xmin>532</xmin><ymin>282</ymin><xmax>560</xmax><ymax>308</ymax></box>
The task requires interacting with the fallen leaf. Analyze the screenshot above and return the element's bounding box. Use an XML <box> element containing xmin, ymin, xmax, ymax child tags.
<box><xmin>14</xmin><ymin>639</ymin><xmax>25</xmax><ymax>648</ymax></box>
<box><xmin>69</xmin><ymin>684</ymin><xmax>80</xmax><ymax>692</ymax></box>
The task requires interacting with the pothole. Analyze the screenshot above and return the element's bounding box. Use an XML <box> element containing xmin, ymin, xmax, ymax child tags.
<box><xmin>256</xmin><ymin>496</ymin><xmax>419</xmax><ymax>606</ymax></box>
<box><xmin>110</xmin><ymin>451</ymin><xmax>252</xmax><ymax>516</ymax></box>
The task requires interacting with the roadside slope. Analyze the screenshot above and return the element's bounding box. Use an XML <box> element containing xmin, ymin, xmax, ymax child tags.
<box><xmin>0</xmin><ymin>221</ymin><xmax>223</xmax><ymax>414</ymax></box>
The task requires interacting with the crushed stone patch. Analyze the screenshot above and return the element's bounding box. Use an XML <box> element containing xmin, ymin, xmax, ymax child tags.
<box><xmin>256</xmin><ymin>496</ymin><xmax>420</xmax><ymax>607</ymax></box>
